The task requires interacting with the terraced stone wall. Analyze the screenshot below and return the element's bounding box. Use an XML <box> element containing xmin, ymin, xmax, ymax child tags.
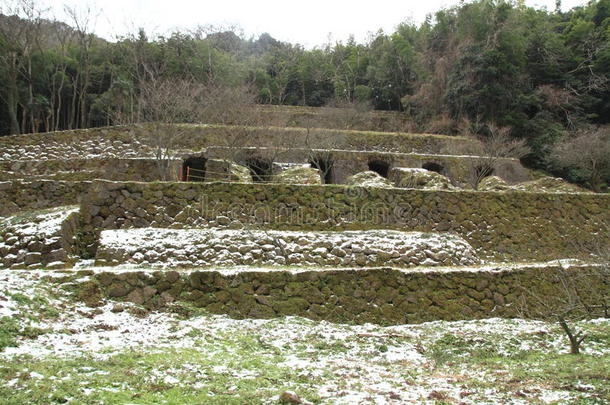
<box><xmin>0</xmin><ymin>124</ymin><xmax>478</xmax><ymax>162</ymax></box>
<box><xmin>80</xmin><ymin>181</ymin><xmax>610</xmax><ymax>261</ymax></box>
<box><xmin>0</xmin><ymin>159</ymin><xmax>181</xmax><ymax>182</ymax></box>
<box><xmin>0</xmin><ymin>180</ymin><xmax>91</xmax><ymax>216</ymax></box>
<box><xmin>95</xmin><ymin>229</ymin><xmax>480</xmax><ymax>268</ymax></box>
<box><xmin>0</xmin><ymin>206</ymin><xmax>80</xmax><ymax>269</ymax></box>
<box><xmin>85</xmin><ymin>264</ymin><xmax>609</xmax><ymax>325</ymax></box>
<box><xmin>168</xmin><ymin>124</ymin><xmax>478</xmax><ymax>155</ymax></box>
<box><xmin>256</xmin><ymin>105</ymin><xmax>413</xmax><ymax>132</ymax></box>
<box><xmin>205</xmin><ymin>147</ymin><xmax>530</xmax><ymax>185</ymax></box>
<box><xmin>0</xmin><ymin>126</ymin><xmax>147</xmax><ymax>161</ymax></box>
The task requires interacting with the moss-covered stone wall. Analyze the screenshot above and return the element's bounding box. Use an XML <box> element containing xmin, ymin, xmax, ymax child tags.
<box><xmin>204</xmin><ymin>147</ymin><xmax>530</xmax><ymax>185</ymax></box>
<box><xmin>80</xmin><ymin>180</ymin><xmax>610</xmax><ymax>261</ymax></box>
<box><xmin>0</xmin><ymin>206</ymin><xmax>80</xmax><ymax>269</ymax></box>
<box><xmin>85</xmin><ymin>264</ymin><xmax>609</xmax><ymax>325</ymax></box>
<box><xmin>0</xmin><ymin>158</ymin><xmax>181</xmax><ymax>182</ymax></box>
<box><xmin>0</xmin><ymin>180</ymin><xmax>91</xmax><ymax>216</ymax></box>
<box><xmin>256</xmin><ymin>105</ymin><xmax>413</xmax><ymax>132</ymax></box>
<box><xmin>0</xmin><ymin>124</ymin><xmax>477</xmax><ymax>162</ymax></box>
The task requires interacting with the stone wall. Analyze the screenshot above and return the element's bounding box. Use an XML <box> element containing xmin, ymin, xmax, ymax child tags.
<box><xmin>0</xmin><ymin>206</ymin><xmax>80</xmax><ymax>269</ymax></box>
<box><xmin>256</xmin><ymin>105</ymin><xmax>413</xmax><ymax>132</ymax></box>
<box><xmin>95</xmin><ymin>229</ymin><xmax>480</xmax><ymax>268</ymax></box>
<box><xmin>0</xmin><ymin>180</ymin><xmax>91</xmax><ymax>217</ymax></box>
<box><xmin>0</xmin><ymin>124</ymin><xmax>478</xmax><ymax>162</ymax></box>
<box><xmin>0</xmin><ymin>158</ymin><xmax>181</xmax><ymax>182</ymax></box>
<box><xmin>169</xmin><ymin>124</ymin><xmax>478</xmax><ymax>155</ymax></box>
<box><xmin>79</xmin><ymin>181</ymin><xmax>610</xmax><ymax>261</ymax></box>
<box><xmin>0</xmin><ymin>126</ymin><xmax>147</xmax><ymax>161</ymax></box>
<box><xmin>204</xmin><ymin>147</ymin><xmax>530</xmax><ymax>185</ymax></box>
<box><xmin>85</xmin><ymin>263</ymin><xmax>609</xmax><ymax>325</ymax></box>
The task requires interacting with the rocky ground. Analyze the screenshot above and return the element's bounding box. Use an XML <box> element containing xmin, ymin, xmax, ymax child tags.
<box><xmin>1</xmin><ymin>270</ymin><xmax>608</xmax><ymax>404</ymax></box>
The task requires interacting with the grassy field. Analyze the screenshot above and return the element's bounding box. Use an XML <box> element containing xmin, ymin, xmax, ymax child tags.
<box><xmin>1</xmin><ymin>270</ymin><xmax>608</xmax><ymax>404</ymax></box>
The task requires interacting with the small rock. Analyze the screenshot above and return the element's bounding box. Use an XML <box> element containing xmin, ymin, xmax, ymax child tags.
<box><xmin>279</xmin><ymin>391</ymin><xmax>308</xmax><ymax>404</ymax></box>
<box><xmin>217</xmin><ymin>216</ymin><xmax>231</xmax><ymax>226</ymax></box>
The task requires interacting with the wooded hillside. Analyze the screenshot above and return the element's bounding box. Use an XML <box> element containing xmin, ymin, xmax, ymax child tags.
<box><xmin>1</xmin><ymin>0</ymin><xmax>609</xmax><ymax>188</ymax></box>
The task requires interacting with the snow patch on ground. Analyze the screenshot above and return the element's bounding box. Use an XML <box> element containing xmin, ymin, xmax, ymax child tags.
<box><xmin>1</xmin><ymin>270</ymin><xmax>608</xmax><ymax>404</ymax></box>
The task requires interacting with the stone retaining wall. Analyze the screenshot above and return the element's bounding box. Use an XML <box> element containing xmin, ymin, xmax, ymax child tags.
<box><xmin>80</xmin><ymin>181</ymin><xmax>610</xmax><ymax>261</ymax></box>
<box><xmin>0</xmin><ymin>124</ymin><xmax>477</xmax><ymax>161</ymax></box>
<box><xmin>0</xmin><ymin>180</ymin><xmax>90</xmax><ymax>217</ymax></box>
<box><xmin>0</xmin><ymin>206</ymin><xmax>80</xmax><ymax>269</ymax></box>
<box><xmin>205</xmin><ymin>147</ymin><xmax>530</xmax><ymax>185</ymax></box>
<box><xmin>85</xmin><ymin>264</ymin><xmax>609</xmax><ymax>325</ymax></box>
<box><xmin>95</xmin><ymin>229</ymin><xmax>480</xmax><ymax>268</ymax></box>
<box><xmin>0</xmin><ymin>126</ymin><xmax>146</xmax><ymax>161</ymax></box>
<box><xmin>0</xmin><ymin>159</ymin><xmax>181</xmax><ymax>182</ymax></box>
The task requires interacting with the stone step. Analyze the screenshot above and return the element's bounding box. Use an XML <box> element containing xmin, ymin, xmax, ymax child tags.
<box><xmin>69</xmin><ymin>262</ymin><xmax>608</xmax><ymax>325</ymax></box>
<box><xmin>95</xmin><ymin>228</ymin><xmax>480</xmax><ymax>269</ymax></box>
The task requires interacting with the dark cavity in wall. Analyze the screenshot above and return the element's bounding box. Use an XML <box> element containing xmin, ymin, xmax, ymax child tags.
<box><xmin>245</xmin><ymin>157</ymin><xmax>273</xmax><ymax>182</ymax></box>
<box><xmin>368</xmin><ymin>159</ymin><xmax>391</xmax><ymax>178</ymax></box>
<box><xmin>422</xmin><ymin>162</ymin><xmax>444</xmax><ymax>175</ymax></box>
<box><xmin>309</xmin><ymin>155</ymin><xmax>334</xmax><ymax>184</ymax></box>
<box><xmin>182</xmin><ymin>157</ymin><xmax>207</xmax><ymax>181</ymax></box>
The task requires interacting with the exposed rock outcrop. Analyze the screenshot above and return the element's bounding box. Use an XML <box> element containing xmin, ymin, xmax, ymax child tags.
<box><xmin>390</xmin><ymin>168</ymin><xmax>455</xmax><ymax>190</ymax></box>
<box><xmin>478</xmin><ymin>176</ymin><xmax>511</xmax><ymax>191</ymax></box>
<box><xmin>273</xmin><ymin>166</ymin><xmax>322</xmax><ymax>185</ymax></box>
<box><xmin>346</xmin><ymin>171</ymin><xmax>393</xmax><ymax>188</ymax></box>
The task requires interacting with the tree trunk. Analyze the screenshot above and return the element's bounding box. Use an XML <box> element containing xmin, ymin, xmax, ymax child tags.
<box><xmin>6</xmin><ymin>56</ymin><xmax>21</xmax><ymax>134</ymax></box>
<box><xmin>558</xmin><ymin>318</ymin><xmax>585</xmax><ymax>355</ymax></box>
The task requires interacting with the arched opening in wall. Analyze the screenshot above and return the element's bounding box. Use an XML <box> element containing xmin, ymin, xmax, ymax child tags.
<box><xmin>182</xmin><ymin>157</ymin><xmax>207</xmax><ymax>181</ymax></box>
<box><xmin>309</xmin><ymin>155</ymin><xmax>334</xmax><ymax>184</ymax></box>
<box><xmin>368</xmin><ymin>160</ymin><xmax>391</xmax><ymax>178</ymax></box>
<box><xmin>475</xmin><ymin>165</ymin><xmax>494</xmax><ymax>179</ymax></box>
<box><xmin>422</xmin><ymin>162</ymin><xmax>445</xmax><ymax>175</ymax></box>
<box><xmin>245</xmin><ymin>157</ymin><xmax>273</xmax><ymax>182</ymax></box>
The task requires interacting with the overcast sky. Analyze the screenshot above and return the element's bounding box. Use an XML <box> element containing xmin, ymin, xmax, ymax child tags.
<box><xmin>38</xmin><ymin>0</ymin><xmax>587</xmax><ymax>47</ymax></box>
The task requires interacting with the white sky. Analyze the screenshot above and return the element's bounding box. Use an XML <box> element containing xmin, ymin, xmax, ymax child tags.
<box><xmin>38</xmin><ymin>0</ymin><xmax>588</xmax><ymax>47</ymax></box>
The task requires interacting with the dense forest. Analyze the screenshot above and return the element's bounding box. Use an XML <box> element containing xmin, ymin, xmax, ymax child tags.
<box><xmin>1</xmin><ymin>0</ymin><xmax>609</xmax><ymax>188</ymax></box>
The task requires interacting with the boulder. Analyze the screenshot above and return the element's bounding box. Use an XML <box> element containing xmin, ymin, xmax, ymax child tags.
<box><xmin>390</xmin><ymin>167</ymin><xmax>455</xmax><ymax>190</ymax></box>
<box><xmin>205</xmin><ymin>159</ymin><xmax>252</xmax><ymax>182</ymax></box>
<box><xmin>272</xmin><ymin>166</ymin><xmax>322</xmax><ymax>185</ymax></box>
<box><xmin>346</xmin><ymin>171</ymin><xmax>393</xmax><ymax>188</ymax></box>
<box><xmin>478</xmin><ymin>176</ymin><xmax>511</xmax><ymax>191</ymax></box>
<box><xmin>514</xmin><ymin>177</ymin><xmax>588</xmax><ymax>193</ymax></box>
<box><xmin>227</xmin><ymin>161</ymin><xmax>252</xmax><ymax>183</ymax></box>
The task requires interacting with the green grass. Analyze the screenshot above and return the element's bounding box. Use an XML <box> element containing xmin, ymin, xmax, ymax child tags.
<box><xmin>0</xmin><ymin>339</ymin><xmax>323</xmax><ymax>405</ymax></box>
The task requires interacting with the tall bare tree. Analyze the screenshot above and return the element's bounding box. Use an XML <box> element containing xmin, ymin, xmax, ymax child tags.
<box><xmin>549</xmin><ymin>127</ymin><xmax>610</xmax><ymax>192</ymax></box>
<box><xmin>64</xmin><ymin>4</ymin><xmax>96</xmax><ymax>129</ymax></box>
<box><xmin>454</xmin><ymin>121</ymin><xmax>531</xmax><ymax>189</ymax></box>
<box><xmin>0</xmin><ymin>0</ymin><xmax>45</xmax><ymax>134</ymax></box>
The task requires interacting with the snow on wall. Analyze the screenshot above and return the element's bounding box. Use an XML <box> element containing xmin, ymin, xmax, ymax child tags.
<box><xmin>89</xmin><ymin>263</ymin><xmax>610</xmax><ymax>325</ymax></box>
<box><xmin>80</xmin><ymin>180</ymin><xmax>610</xmax><ymax>261</ymax></box>
<box><xmin>95</xmin><ymin>228</ymin><xmax>480</xmax><ymax>268</ymax></box>
<box><xmin>0</xmin><ymin>206</ymin><xmax>80</xmax><ymax>269</ymax></box>
<box><xmin>0</xmin><ymin>180</ymin><xmax>90</xmax><ymax>217</ymax></box>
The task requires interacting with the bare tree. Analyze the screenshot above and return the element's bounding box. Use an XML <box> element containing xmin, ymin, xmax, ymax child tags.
<box><xmin>320</xmin><ymin>98</ymin><xmax>374</xmax><ymax>130</ymax></box>
<box><xmin>518</xmin><ymin>264</ymin><xmax>609</xmax><ymax>354</ymax></box>
<box><xmin>549</xmin><ymin>127</ymin><xmax>610</xmax><ymax>192</ymax></box>
<box><xmin>517</xmin><ymin>226</ymin><xmax>610</xmax><ymax>355</ymax></box>
<box><xmin>113</xmin><ymin>77</ymin><xmax>206</xmax><ymax>180</ymax></box>
<box><xmin>454</xmin><ymin>121</ymin><xmax>531</xmax><ymax>189</ymax></box>
<box><xmin>0</xmin><ymin>0</ymin><xmax>46</xmax><ymax>134</ymax></box>
<box><xmin>299</xmin><ymin>115</ymin><xmax>341</xmax><ymax>184</ymax></box>
<box><xmin>64</xmin><ymin>4</ymin><xmax>98</xmax><ymax>130</ymax></box>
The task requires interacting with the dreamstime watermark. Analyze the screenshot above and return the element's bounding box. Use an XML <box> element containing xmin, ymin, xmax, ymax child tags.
<box><xmin>191</xmin><ymin>191</ymin><xmax>412</xmax><ymax>227</ymax></box>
